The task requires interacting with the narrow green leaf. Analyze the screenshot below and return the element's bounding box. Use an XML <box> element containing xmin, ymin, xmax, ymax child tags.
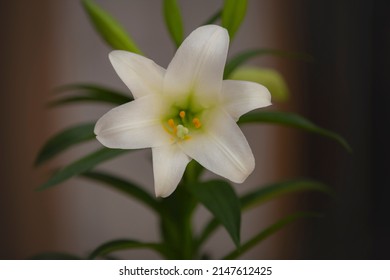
<box><xmin>221</xmin><ymin>0</ymin><xmax>248</xmax><ymax>40</ymax></box>
<box><xmin>35</xmin><ymin>123</ymin><xmax>95</xmax><ymax>166</ymax></box>
<box><xmin>203</xmin><ymin>9</ymin><xmax>222</xmax><ymax>25</ymax></box>
<box><xmin>188</xmin><ymin>180</ymin><xmax>241</xmax><ymax>247</ymax></box>
<box><xmin>230</xmin><ymin>67</ymin><xmax>289</xmax><ymax>102</ymax></box>
<box><xmin>224</xmin><ymin>49</ymin><xmax>313</xmax><ymax>79</ymax></box>
<box><xmin>55</xmin><ymin>84</ymin><xmax>128</xmax><ymax>95</ymax></box>
<box><xmin>197</xmin><ymin>179</ymin><xmax>331</xmax><ymax>249</ymax></box>
<box><xmin>89</xmin><ymin>239</ymin><xmax>167</xmax><ymax>259</ymax></box>
<box><xmin>163</xmin><ymin>0</ymin><xmax>184</xmax><ymax>48</ymax></box>
<box><xmin>82</xmin><ymin>0</ymin><xmax>142</xmax><ymax>54</ymax></box>
<box><xmin>51</xmin><ymin>84</ymin><xmax>131</xmax><ymax>106</ymax></box>
<box><xmin>238</xmin><ymin>111</ymin><xmax>351</xmax><ymax>152</ymax></box>
<box><xmin>241</xmin><ymin>179</ymin><xmax>332</xmax><ymax>211</ymax></box>
<box><xmin>223</xmin><ymin>212</ymin><xmax>320</xmax><ymax>259</ymax></box>
<box><xmin>37</xmin><ymin>148</ymin><xmax>128</xmax><ymax>191</ymax></box>
<box><xmin>30</xmin><ymin>252</ymin><xmax>82</xmax><ymax>260</ymax></box>
<box><xmin>81</xmin><ymin>170</ymin><xmax>160</xmax><ymax>213</ymax></box>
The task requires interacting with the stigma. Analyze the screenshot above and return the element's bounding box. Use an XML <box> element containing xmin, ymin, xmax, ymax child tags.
<box><xmin>176</xmin><ymin>125</ymin><xmax>189</xmax><ymax>139</ymax></box>
<box><xmin>164</xmin><ymin>110</ymin><xmax>202</xmax><ymax>141</ymax></box>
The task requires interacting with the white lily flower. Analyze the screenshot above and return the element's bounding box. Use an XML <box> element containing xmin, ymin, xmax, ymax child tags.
<box><xmin>95</xmin><ymin>25</ymin><xmax>271</xmax><ymax>197</ymax></box>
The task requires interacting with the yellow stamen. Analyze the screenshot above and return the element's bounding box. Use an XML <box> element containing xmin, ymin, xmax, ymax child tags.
<box><xmin>179</xmin><ymin>111</ymin><xmax>186</xmax><ymax>119</ymax></box>
<box><xmin>168</xmin><ymin>119</ymin><xmax>175</xmax><ymax>128</ymax></box>
<box><xmin>192</xmin><ymin>117</ymin><xmax>201</xmax><ymax>129</ymax></box>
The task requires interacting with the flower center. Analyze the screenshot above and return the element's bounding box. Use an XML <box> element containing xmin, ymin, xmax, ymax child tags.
<box><xmin>164</xmin><ymin>110</ymin><xmax>202</xmax><ymax>141</ymax></box>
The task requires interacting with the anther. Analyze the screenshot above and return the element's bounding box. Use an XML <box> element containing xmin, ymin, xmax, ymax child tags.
<box><xmin>179</xmin><ymin>111</ymin><xmax>186</xmax><ymax>119</ymax></box>
<box><xmin>192</xmin><ymin>118</ymin><xmax>201</xmax><ymax>129</ymax></box>
<box><xmin>168</xmin><ymin>119</ymin><xmax>175</xmax><ymax>128</ymax></box>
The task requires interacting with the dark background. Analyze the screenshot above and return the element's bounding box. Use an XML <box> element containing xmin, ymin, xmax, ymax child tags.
<box><xmin>302</xmin><ymin>0</ymin><xmax>389</xmax><ymax>259</ymax></box>
<box><xmin>0</xmin><ymin>0</ymin><xmax>388</xmax><ymax>259</ymax></box>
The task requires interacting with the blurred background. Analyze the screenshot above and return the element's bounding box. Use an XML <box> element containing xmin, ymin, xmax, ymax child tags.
<box><xmin>0</xmin><ymin>0</ymin><xmax>388</xmax><ymax>259</ymax></box>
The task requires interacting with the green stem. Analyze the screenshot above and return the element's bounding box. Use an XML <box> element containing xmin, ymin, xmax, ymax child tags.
<box><xmin>185</xmin><ymin>160</ymin><xmax>204</xmax><ymax>183</ymax></box>
<box><xmin>184</xmin><ymin>160</ymin><xmax>197</xmax><ymax>183</ymax></box>
<box><xmin>159</xmin><ymin>163</ymin><xmax>199</xmax><ymax>259</ymax></box>
<box><xmin>183</xmin><ymin>160</ymin><xmax>202</xmax><ymax>256</ymax></box>
<box><xmin>176</xmin><ymin>183</ymin><xmax>196</xmax><ymax>259</ymax></box>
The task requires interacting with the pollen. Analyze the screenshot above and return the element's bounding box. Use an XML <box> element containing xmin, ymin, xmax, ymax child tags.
<box><xmin>192</xmin><ymin>117</ymin><xmax>202</xmax><ymax>129</ymax></box>
<box><xmin>179</xmin><ymin>111</ymin><xmax>186</xmax><ymax>119</ymax></box>
<box><xmin>168</xmin><ymin>118</ymin><xmax>175</xmax><ymax>128</ymax></box>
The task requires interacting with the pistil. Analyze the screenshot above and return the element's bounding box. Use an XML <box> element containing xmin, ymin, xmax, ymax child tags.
<box><xmin>164</xmin><ymin>110</ymin><xmax>202</xmax><ymax>141</ymax></box>
<box><xmin>176</xmin><ymin>125</ymin><xmax>189</xmax><ymax>139</ymax></box>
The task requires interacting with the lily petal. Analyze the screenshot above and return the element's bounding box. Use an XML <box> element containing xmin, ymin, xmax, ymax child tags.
<box><xmin>179</xmin><ymin>109</ymin><xmax>255</xmax><ymax>183</ymax></box>
<box><xmin>221</xmin><ymin>80</ymin><xmax>272</xmax><ymax>121</ymax></box>
<box><xmin>95</xmin><ymin>95</ymin><xmax>170</xmax><ymax>149</ymax></box>
<box><xmin>164</xmin><ymin>25</ymin><xmax>229</xmax><ymax>106</ymax></box>
<box><xmin>109</xmin><ymin>50</ymin><xmax>165</xmax><ymax>99</ymax></box>
<box><xmin>152</xmin><ymin>145</ymin><xmax>191</xmax><ymax>197</ymax></box>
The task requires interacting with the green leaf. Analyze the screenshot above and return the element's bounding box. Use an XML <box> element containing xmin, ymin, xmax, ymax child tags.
<box><xmin>203</xmin><ymin>9</ymin><xmax>222</xmax><ymax>25</ymax></box>
<box><xmin>230</xmin><ymin>67</ymin><xmax>289</xmax><ymax>102</ymax></box>
<box><xmin>197</xmin><ymin>179</ymin><xmax>331</xmax><ymax>249</ymax></box>
<box><xmin>30</xmin><ymin>252</ymin><xmax>82</xmax><ymax>260</ymax></box>
<box><xmin>35</xmin><ymin>123</ymin><xmax>96</xmax><ymax>166</ymax></box>
<box><xmin>196</xmin><ymin>218</ymin><xmax>219</xmax><ymax>249</ymax></box>
<box><xmin>241</xmin><ymin>179</ymin><xmax>332</xmax><ymax>211</ymax></box>
<box><xmin>188</xmin><ymin>180</ymin><xmax>241</xmax><ymax>247</ymax></box>
<box><xmin>221</xmin><ymin>0</ymin><xmax>248</xmax><ymax>40</ymax></box>
<box><xmin>88</xmin><ymin>239</ymin><xmax>167</xmax><ymax>259</ymax></box>
<box><xmin>81</xmin><ymin>170</ymin><xmax>160</xmax><ymax>213</ymax></box>
<box><xmin>37</xmin><ymin>148</ymin><xmax>128</xmax><ymax>191</ymax></box>
<box><xmin>238</xmin><ymin>111</ymin><xmax>351</xmax><ymax>152</ymax></box>
<box><xmin>51</xmin><ymin>84</ymin><xmax>131</xmax><ymax>106</ymax></box>
<box><xmin>224</xmin><ymin>49</ymin><xmax>313</xmax><ymax>79</ymax></box>
<box><xmin>163</xmin><ymin>0</ymin><xmax>184</xmax><ymax>48</ymax></box>
<box><xmin>223</xmin><ymin>212</ymin><xmax>320</xmax><ymax>259</ymax></box>
<box><xmin>81</xmin><ymin>0</ymin><xmax>142</xmax><ymax>54</ymax></box>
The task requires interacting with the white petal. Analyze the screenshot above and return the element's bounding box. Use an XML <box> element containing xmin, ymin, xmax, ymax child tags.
<box><xmin>152</xmin><ymin>144</ymin><xmax>191</xmax><ymax>197</ymax></box>
<box><xmin>164</xmin><ymin>25</ymin><xmax>229</xmax><ymax>106</ymax></box>
<box><xmin>179</xmin><ymin>109</ymin><xmax>255</xmax><ymax>183</ymax></box>
<box><xmin>109</xmin><ymin>50</ymin><xmax>165</xmax><ymax>99</ymax></box>
<box><xmin>94</xmin><ymin>95</ymin><xmax>170</xmax><ymax>149</ymax></box>
<box><xmin>221</xmin><ymin>80</ymin><xmax>272</xmax><ymax>121</ymax></box>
